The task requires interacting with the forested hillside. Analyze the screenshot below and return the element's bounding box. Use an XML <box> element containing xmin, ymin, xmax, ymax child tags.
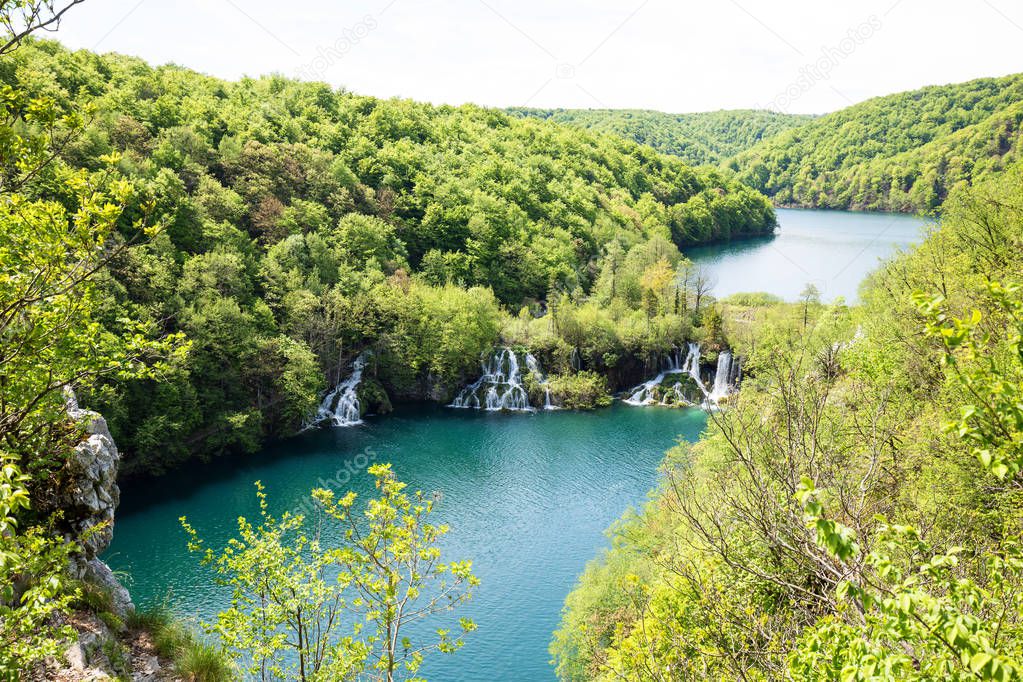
<box><xmin>730</xmin><ymin>73</ymin><xmax>1023</xmax><ymax>211</ymax></box>
<box><xmin>508</xmin><ymin>108</ymin><xmax>812</xmax><ymax>165</ymax></box>
<box><xmin>2</xmin><ymin>40</ymin><xmax>774</xmax><ymax>475</ymax></box>
<box><xmin>552</xmin><ymin>167</ymin><xmax>1023</xmax><ymax>679</ymax></box>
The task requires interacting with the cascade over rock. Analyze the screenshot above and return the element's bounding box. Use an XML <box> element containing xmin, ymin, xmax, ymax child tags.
<box><xmin>313</xmin><ymin>353</ymin><xmax>370</xmax><ymax>427</ymax></box>
<box><xmin>524</xmin><ymin>352</ymin><xmax>557</xmax><ymax>410</ymax></box>
<box><xmin>623</xmin><ymin>343</ymin><xmax>739</xmax><ymax>409</ymax></box>
<box><xmin>708</xmin><ymin>351</ymin><xmax>733</xmax><ymax>403</ymax></box>
<box><xmin>450</xmin><ymin>348</ymin><xmax>554</xmax><ymax>411</ymax></box>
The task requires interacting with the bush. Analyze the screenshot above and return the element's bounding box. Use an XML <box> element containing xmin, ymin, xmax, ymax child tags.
<box><xmin>72</xmin><ymin>580</ymin><xmax>114</xmax><ymax>613</ymax></box>
<box><xmin>175</xmin><ymin>640</ymin><xmax>235</xmax><ymax>682</ymax></box>
<box><xmin>547</xmin><ymin>371</ymin><xmax>613</xmax><ymax>410</ymax></box>
<box><xmin>97</xmin><ymin>610</ymin><xmax>125</xmax><ymax>634</ymax></box>
<box><xmin>720</xmin><ymin>291</ymin><xmax>783</xmax><ymax>307</ymax></box>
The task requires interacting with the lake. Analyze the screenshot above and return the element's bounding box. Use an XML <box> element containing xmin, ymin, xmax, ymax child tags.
<box><xmin>105</xmin><ymin>209</ymin><xmax>925</xmax><ymax>680</ymax></box>
<box><xmin>106</xmin><ymin>404</ymin><xmax>708</xmax><ymax>681</ymax></box>
<box><xmin>686</xmin><ymin>208</ymin><xmax>929</xmax><ymax>301</ymax></box>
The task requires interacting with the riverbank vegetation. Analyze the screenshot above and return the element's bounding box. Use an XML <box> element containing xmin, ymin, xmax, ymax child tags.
<box><xmin>551</xmin><ymin>167</ymin><xmax>1023</xmax><ymax>679</ymax></box>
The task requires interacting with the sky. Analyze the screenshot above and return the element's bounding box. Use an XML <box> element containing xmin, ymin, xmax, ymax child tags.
<box><xmin>49</xmin><ymin>0</ymin><xmax>1023</xmax><ymax>115</ymax></box>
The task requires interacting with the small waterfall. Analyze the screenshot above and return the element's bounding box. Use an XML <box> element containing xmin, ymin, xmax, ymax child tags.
<box><xmin>525</xmin><ymin>353</ymin><xmax>557</xmax><ymax>410</ymax></box>
<box><xmin>660</xmin><ymin>347</ymin><xmax>682</xmax><ymax>372</ymax></box>
<box><xmin>623</xmin><ymin>343</ymin><xmax>739</xmax><ymax>409</ymax></box>
<box><xmin>708</xmin><ymin>351</ymin><xmax>732</xmax><ymax>403</ymax></box>
<box><xmin>730</xmin><ymin>355</ymin><xmax>743</xmax><ymax>385</ymax></box>
<box><xmin>314</xmin><ymin>353</ymin><xmax>368</xmax><ymax>427</ymax></box>
<box><xmin>624</xmin><ymin>344</ymin><xmax>698</xmax><ymax>406</ymax></box>
<box><xmin>684</xmin><ymin>342</ymin><xmax>708</xmax><ymax>397</ymax></box>
<box><xmin>623</xmin><ymin>372</ymin><xmax>672</xmax><ymax>405</ymax></box>
<box><xmin>450</xmin><ymin>348</ymin><xmax>552</xmax><ymax>412</ymax></box>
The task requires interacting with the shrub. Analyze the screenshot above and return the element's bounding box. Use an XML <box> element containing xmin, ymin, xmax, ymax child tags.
<box><xmin>547</xmin><ymin>371</ymin><xmax>613</xmax><ymax>410</ymax></box>
<box><xmin>720</xmin><ymin>291</ymin><xmax>783</xmax><ymax>307</ymax></box>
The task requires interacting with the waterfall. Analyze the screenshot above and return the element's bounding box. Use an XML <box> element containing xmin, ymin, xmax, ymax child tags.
<box><xmin>525</xmin><ymin>352</ymin><xmax>557</xmax><ymax>410</ymax></box>
<box><xmin>664</xmin><ymin>347</ymin><xmax>683</xmax><ymax>372</ymax></box>
<box><xmin>730</xmin><ymin>355</ymin><xmax>743</xmax><ymax>385</ymax></box>
<box><xmin>450</xmin><ymin>348</ymin><xmax>553</xmax><ymax>412</ymax></box>
<box><xmin>708</xmin><ymin>351</ymin><xmax>732</xmax><ymax>403</ymax></box>
<box><xmin>623</xmin><ymin>343</ymin><xmax>739</xmax><ymax>409</ymax></box>
<box><xmin>623</xmin><ymin>372</ymin><xmax>673</xmax><ymax>405</ymax></box>
<box><xmin>624</xmin><ymin>344</ymin><xmax>698</xmax><ymax>406</ymax></box>
<box><xmin>314</xmin><ymin>353</ymin><xmax>368</xmax><ymax>427</ymax></box>
<box><xmin>684</xmin><ymin>342</ymin><xmax>708</xmax><ymax>397</ymax></box>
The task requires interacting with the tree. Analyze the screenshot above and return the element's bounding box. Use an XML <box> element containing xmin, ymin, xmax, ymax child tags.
<box><xmin>799</xmin><ymin>282</ymin><xmax>821</xmax><ymax>328</ymax></box>
<box><xmin>791</xmin><ymin>476</ymin><xmax>1023</xmax><ymax>681</ymax></box>
<box><xmin>313</xmin><ymin>464</ymin><xmax>479</xmax><ymax>682</ymax></box>
<box><xmin>674</xmin><ymin>259</ymin><xmax>694</xmax><ymax>316</ymax></box>
<box><xmin>639</xmin><ymin>259</ymin><xmax>674</xmax><ymax>317</ymax></box>
<box><xmin>0</xmin><ymin>0</ymin><xmax>86</xmax><ymax>56</ymax></box>
<box><xmin>692</xmin><ymin>266</ymin><xmax>716</xmax><ymax>316</ymax></box>
<box><xmin>916</xmin><ymin>280</ymin><xmax>1023</xmax><ymax>480</ymax></box>
<box><xmin>182</xmin><ymin>482</ymin><xmax>363</xmax><ymax>681</ymax></box>
<box><xmin>184</xmin><ymin>464</ymin><xmax>478</xmax><ymax>682</ymax></box>
<box><xmin>0</xmin><ymin>458</ymin><xmax>78</xmax><ymax>675</ymax></box>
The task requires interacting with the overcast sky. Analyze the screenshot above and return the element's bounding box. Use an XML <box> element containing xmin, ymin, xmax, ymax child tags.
<box><xmin>50</xmin><ymin>0</ymin><xmax>1023</xmax><ymax>115</ymax></box>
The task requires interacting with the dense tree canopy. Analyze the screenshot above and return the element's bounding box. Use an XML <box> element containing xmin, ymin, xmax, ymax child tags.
<box><xmin>0</xmin><ymin>39</ymin><xmax>775</xmax><ymax>475</ymax></box>
<box><xmin>730</xmin><ymin>73</ymin><xmax>1023</xmax><ymax>212</ymax></box>
<box><xmin>508</xmin><ymin>107</ymin><xmax>812</xmax><ymax>166</ymax></box>
<box><xmin>515</xmin><ymin>76</ymin><xmax>1023</xmax><ymax>215</ymax></box>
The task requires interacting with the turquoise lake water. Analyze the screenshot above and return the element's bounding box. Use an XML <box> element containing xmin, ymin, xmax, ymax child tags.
<box><xmin>106</xmin><ymin>208</ymin><xmax>927</xmax><ymax>680</ymax></box>
<box><xmin>686</xmin><ymin>207</ymin><xmax>929</xmax><ymax>301</ymax></box>
<box><xmin>107</xmin><ymin>404</ymin><xmax>708</xmax><ymax>680</ymax></box>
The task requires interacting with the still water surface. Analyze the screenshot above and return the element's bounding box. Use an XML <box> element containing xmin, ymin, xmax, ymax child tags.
<box><xmin>107</xmin><ymin>209</ymin><xmax>925</xmax><ymax>680</ymax></box>
<box><xmin>107</xmin><ymin>405</ymin><xmax>708</xmax><ymax>681</ymax></box>
<box><xmin>686</xmin><ymin>208</ymin><xmax>929</xmax><ymax>301</ymax></box>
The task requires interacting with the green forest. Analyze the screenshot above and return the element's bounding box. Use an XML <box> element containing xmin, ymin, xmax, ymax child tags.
<box><xmin>515</xmin><ymin>75</ymin><xmax>1023</xmax><ymax>215</ymax></box>
<box><xmin>551</xmin><ymin>162</ymin><xmax>1023</xmax><ymax>682</ymax></box>
<box><xmin>729</xmin><ymin>73</ymin><xmax>1023</xmax><ymax>211</ymax></box>
<box><xmin>0</xmin><ymin>40</ymin><xmax>773</xmax><ymax>476</ymax></box>
<box><xmin>3</xmin><ymin>2</ymin><xmax>1023</xmax><ymax>680</ymax></box>
<box><xmin>508</xmin><ymin>108</ymin><xmax>813</xmax><ymax>166</ymax></box>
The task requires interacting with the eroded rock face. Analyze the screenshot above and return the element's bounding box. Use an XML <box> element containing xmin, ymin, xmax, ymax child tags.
<box><xmin>65</xmin><ymin>404</ymin><xmax>120</xmax><ymax>560</ymax></box>
<box><xmin>63</xmin><ymin>391</ymin><xmax>133</xmax><ymax>616</ymax></box>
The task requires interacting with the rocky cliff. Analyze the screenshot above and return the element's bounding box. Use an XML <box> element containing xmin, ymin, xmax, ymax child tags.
<box><xmin>63</xmin><ymin>392</ymin><xmax>134</xmax><ymax>618</ymax></box>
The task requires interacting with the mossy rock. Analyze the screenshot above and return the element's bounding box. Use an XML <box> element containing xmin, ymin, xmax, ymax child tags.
<box><xmin>655</xmin><ymin>372</ymin><xmax>704</xmax><ymax>405</ymax></box>
<box><xmin>357</xmin><ymin>378</ymin><xmax>393</xmax><ymax>416</ymax></box>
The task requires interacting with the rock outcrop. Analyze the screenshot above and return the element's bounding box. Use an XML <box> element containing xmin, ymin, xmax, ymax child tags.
<box><xmin>63</xmin><ymin>391</ymin><xmax>133</xmax><ymax>617</ymax></box>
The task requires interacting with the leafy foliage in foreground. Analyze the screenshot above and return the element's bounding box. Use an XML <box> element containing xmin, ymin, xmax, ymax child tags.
<box><xmin>730</xmin><ymin>73</ymin><xmax>1023</xmax><ymax>211</ymax></box>
<box><xmin>182</xmin><ymin>464</ymin><xmax>477</xmax><ymax>682</ymax></box>
<box><xmin>551</xmin><ymin>167</ymin><xmax>1023</xmax><ymax>680</ymax></box>
<box><xmin>0</xmin><ymin>10</ymin><xmax>183</xmax><ymax>670</ymax></box>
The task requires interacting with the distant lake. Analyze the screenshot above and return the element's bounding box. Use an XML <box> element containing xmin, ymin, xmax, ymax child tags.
<box><xmin>686</xmin><ymin>208</ymin><xmax>930</xmax><ymax>302</ymax></box>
